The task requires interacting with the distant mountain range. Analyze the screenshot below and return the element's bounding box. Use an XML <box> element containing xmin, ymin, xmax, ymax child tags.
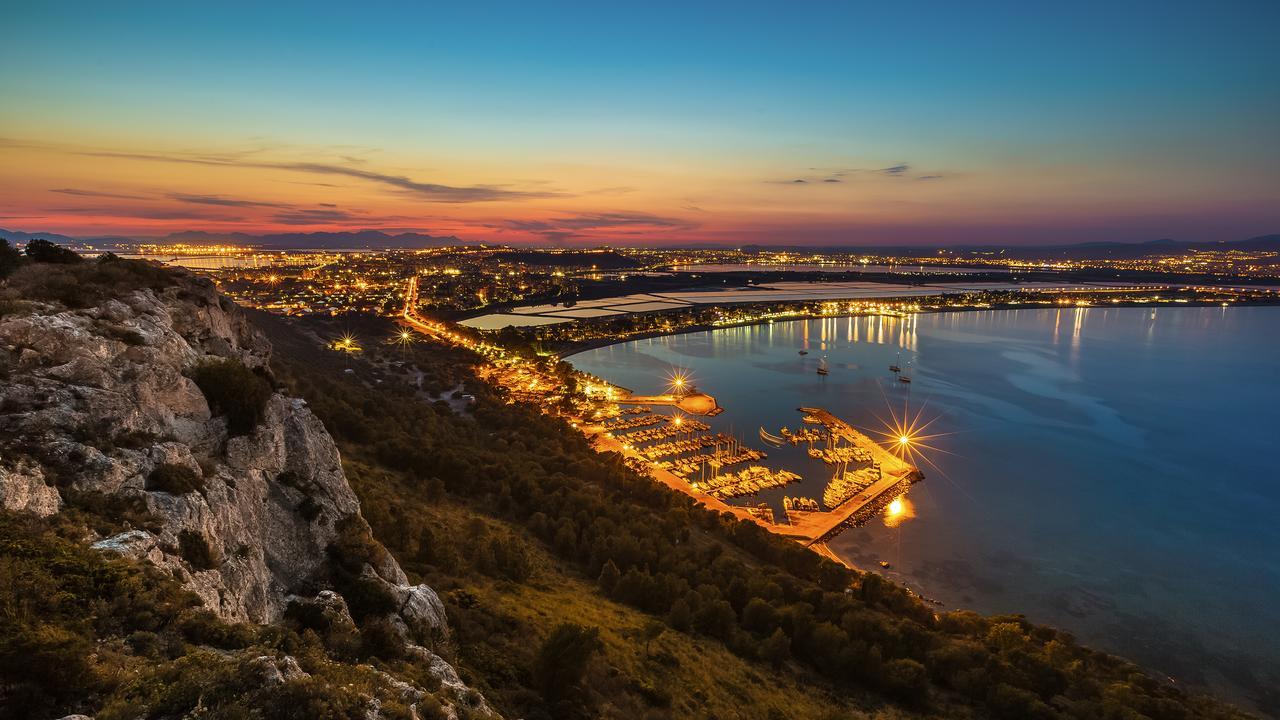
<box><xmin>3</xmin><ymin>227</ymin><xmax>1278</xmax><ymax>258</ymax></box>
<box><xmin>0</xmin><ymin>228</ymin><xmax>467</xmax><ymax>250</ymax></box>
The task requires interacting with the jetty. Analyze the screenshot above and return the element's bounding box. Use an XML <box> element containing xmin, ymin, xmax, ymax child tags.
<box><xmin>782</xmin><ymin>407</ymin><xmax>923</xmax><ymax>545</ymax></box>
<box><xmin>613</xmin><ymin>386</ymin><xmax>724</xmax><ymax>416</ymax></box>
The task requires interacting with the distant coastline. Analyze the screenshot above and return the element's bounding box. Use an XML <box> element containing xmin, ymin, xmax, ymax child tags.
<box><xmin>559</xmin><ymin>297</ymin><xmax>1280</xmax><ymax>358</ymax></box>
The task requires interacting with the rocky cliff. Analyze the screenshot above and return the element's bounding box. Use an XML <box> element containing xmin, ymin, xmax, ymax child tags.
<box><xmin>0</xmin><ymin>264</ymin><xmax>494</xmax><ymax>719</ymax></box>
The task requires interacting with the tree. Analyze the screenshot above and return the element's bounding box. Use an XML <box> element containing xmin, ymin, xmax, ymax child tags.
<box><xmin>666</xmin><ymin>598</ymin><xmax>692</xmax><ymax>632</ymax></box>
<box><xmin>693</xmin><ymin>599</ymin><xmax>736</xmax><ymax>641</ymax></box>
<box><xmin>597</xmin><ymin>559</ymin><xmax>620</xmax><ymax>595</ymax></box>
<box><xmin>986</xmin><ymin>622</ymin><xmax>1027</xmax><ymax>653</ymax></box>
<box><xmin>761</xmin><ymin>628</ymin><xmax>791</xmax><ymax>669</ymax></box>
<box><xmin>189</xmin><ymin>358</ymin><xmax>273</xmax><ymax>436</ymax></box>
<box><xmin>23</xmin><ymin>239</ymin><xmax>82</xmax><ymax>264</ymax></box>
<box><xmin>881</xmin><ymin>657</ymin><xmax>929</xmax><ymax>702</ymax></box>
<box><xmin>533</xmin><ymin>623</ymin><xmax>602</xmax><ymax>704</ymax></box>
<box><xmin>0</xmin><ymin>239</ymin><xmax>21</xmax><ymax>278</ymax></box>
<box><xmin>640</xmin><ymin>619</ymin><xmax>665</xmax><ymax>656</ymax></box>
<box><xmin>741</xmin><ymin>597</ymin><xmax>777</xmax><ymax>633</ymax></box>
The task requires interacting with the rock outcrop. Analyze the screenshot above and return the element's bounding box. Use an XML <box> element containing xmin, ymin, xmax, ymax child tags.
<box><xmin>0</xmin><ymin>267</ymin><xmax>493</xmax><ymax>718</ymax></box>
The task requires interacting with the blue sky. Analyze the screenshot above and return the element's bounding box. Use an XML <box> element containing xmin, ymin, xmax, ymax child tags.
<box><xmin>2</xmin><ymin>1</ymin><xmax>1277</xmax><ymax>244</ymax></box>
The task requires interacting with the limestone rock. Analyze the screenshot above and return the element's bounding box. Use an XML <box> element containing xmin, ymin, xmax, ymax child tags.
<box><xmin>0</xmin><ymin>265</ymin><xmax>495</xmax><ymax>716</ymax></box>
<box><xmin>91</xmin><ymin>529</ymin><xmax>156</xmax><ymax>560</ymax></box>
<box><xmin>396</xmin><ymin>583</ymin><xmax>450</xmax><ymax>645</ymax></box>
<box><xmin>0</xmin><ymin>461</ymin><xmax>60</xmax><ymax>516</ymax></box>
<box><xmin>250</xmin><ymin>655</ymin><xmax>308</xmax><ymax>687</ymax></box>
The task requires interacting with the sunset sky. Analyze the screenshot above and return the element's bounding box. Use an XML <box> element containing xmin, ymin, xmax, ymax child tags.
<box><xmin>2</xmin><ymin>1</ymin><xmax>1278</xmax><ymax>246</ymax></box>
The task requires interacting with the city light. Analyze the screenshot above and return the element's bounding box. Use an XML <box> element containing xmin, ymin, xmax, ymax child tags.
<box><xmin>666</xmin><ymin>369</ymin><xmax>693</xmax><ymax>396</ymax></box>
<box><xmin>333</xmin><ymin>334</ymin><xmax>362</xmax><ymax>353</ymax></box>
<box><xmin>868</xmin><ymin>397</ymin><xmax>950</xmax><ymax>473</ymax></box>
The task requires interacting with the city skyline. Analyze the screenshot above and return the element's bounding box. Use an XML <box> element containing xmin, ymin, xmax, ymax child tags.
<box><xmin>3</xmin><ymin>1</ymin><xmax>1279</xmax><ymax>245</ymax></box>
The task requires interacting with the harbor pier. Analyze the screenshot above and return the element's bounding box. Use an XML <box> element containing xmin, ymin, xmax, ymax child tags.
<box><xmin>582</xmin><ymin>401</ymin><xmax>922</xmax><ymax>550</ymax></box>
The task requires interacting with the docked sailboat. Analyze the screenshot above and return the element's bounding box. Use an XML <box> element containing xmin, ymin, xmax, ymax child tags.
<box><xmin>898</xmin><ymin>361</ymin><xmax>912</xmax><ymax>383</ymax></box>
<box><xmin>889</xmin><ymin>352</ymin><xmax>901</xmax><ymax>373</ymax></box>
<box><xmin>817</xmin><ymin>356</ymin><xmax>829</xmax><ymax>376</ymax></box>
<box><xmin>758</xmin><ymin>426</ymin><xmax>785</xmax><ymax>447</ymax></box>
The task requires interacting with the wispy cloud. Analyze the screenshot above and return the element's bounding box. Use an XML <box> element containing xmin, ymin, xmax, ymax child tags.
<box><xmin>47</xmin><ymin>206</ymin><xmax>245</xmax><ymax>221</ymax></box>
<box><xmin>50</xmin><ymin>187</ymin><xmax>149</xmax><ymax>200</ymax></box>
<box><xmin>167</xmin><ymin>193</ymin><xmax>289</xmax><ymax>208</ymax></box>
<box><xmin>77</xmin><ymin>149</ymin><xmax>564</xmax><ymax>203</ymax></box>
<box><xmin>771</xmin><ymin>163</ymin><xmax>936</xmax><ymax>184</ymax></box>
<box><xmin>271</xmin><ymin>208</ymin><xmax>362</xmax><ymax>225</ymax></box>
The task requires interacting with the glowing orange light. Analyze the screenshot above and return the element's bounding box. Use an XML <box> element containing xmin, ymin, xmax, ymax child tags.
<box><xmin>867</xmin><ymin>396</ymin><xmax>951</xmax><ymax>474</ymax></box>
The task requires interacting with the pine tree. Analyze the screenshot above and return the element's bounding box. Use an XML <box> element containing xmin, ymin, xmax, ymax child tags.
<box><xmin>761</xmin><ymin>628</ymin><xmax>791</xmax><ymax>669</ymax></box>
<box><xmin>597</xmin><ymin>559</ymin><xmax>621</xmax><ymax>595</ymax></box>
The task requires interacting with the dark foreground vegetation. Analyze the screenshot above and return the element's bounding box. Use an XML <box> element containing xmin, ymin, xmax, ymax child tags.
<box><xmin>259</xmin><ymin>309</ymin><xmax>1255</xmax><ymax>720</ymax></box>
<box><xmin>0</xmin><ymin>511</ymin><xmax>458</xmax><ymax>720</ymax></box>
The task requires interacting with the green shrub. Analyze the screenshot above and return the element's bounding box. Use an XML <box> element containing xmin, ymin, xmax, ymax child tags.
<box><xmin>5</xmin><ymin>253</ymin><xmax>178</xmax><ymax>309</ymax></box>
<box><xmin>190</xmin><ymin>358</ymin><xmax>272</xmax><ymax>436</ymax></box>
<box><xmin>177</xmin><ymin>610</ymin><xmax>257</xmax><ymax>649</ymax></box>
<box><xmin>357</xmin><ymin>616</ymin><xmax>406</xmax><ymax>660</ymax></box>
<box><xmin>146</xmin><ymin>463</ymin><xmax>205</xmax><ymax>494</ymax></box>
<box><xmin>0</xmin><ymin>239</ymin><xmax>21</xmax><ymax>278</ymax></box>
<box><xmin>23</xmin><ymin>238</ymin><xmax>83</xmax><ymax>264</ymax></box>
<box><xmin>532</xmin><ymin>623</ymin><xmax>601</xmax><ymax>703</ymax></box>
<box><xmin>178</xmin><ymin>529</ymin><xmax>220</xmax><ymax>571</ymax></box>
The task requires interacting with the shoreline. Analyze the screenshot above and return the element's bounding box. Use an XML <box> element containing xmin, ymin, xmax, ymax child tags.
<box><xmin>562</xmin><ymin>301</ymin><xmax>1280</xmax><ymax>610</ymax></box>
<box><xmin>557</xmin><ymin>297</ymin><xmax>1280</xmax><ymax>358</ymax></box>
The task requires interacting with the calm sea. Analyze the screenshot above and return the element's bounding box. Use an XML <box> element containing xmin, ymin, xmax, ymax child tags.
<box><xmin>569</xmin><ymin>306</ymin><xmax>1280</xmax><ymax>715</ymax></box>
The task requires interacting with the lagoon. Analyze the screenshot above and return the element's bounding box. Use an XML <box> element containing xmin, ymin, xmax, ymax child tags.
<box><xmin>570</xmin><ymin>306</ymin><xmax>1280</xmax><ymax>715</ymax></box>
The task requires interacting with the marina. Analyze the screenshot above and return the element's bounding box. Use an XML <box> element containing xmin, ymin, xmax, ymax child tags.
<box><xmin>582</xmin><ymin>397</ymin><xmax>922</xmax><ymax>546</ymax></box>
<box><xmin>569</xmin><ymin>308</ymin><xmax>1280</xmax><ymax>711</ymax></box>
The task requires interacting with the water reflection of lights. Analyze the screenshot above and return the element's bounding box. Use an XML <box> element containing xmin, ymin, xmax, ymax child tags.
<box><xmin>883</xmin><ymin>495</ymin><xmax>915</xmax><ymax>528</ymax></box>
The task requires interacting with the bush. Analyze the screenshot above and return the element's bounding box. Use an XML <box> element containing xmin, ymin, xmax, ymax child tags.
<box><xmin>532</xmin><ymin>623</ymin><xmax>602</xmax><ymax>704</ymax></box>
<box><xmin>178</xmin><ymin>530</ymin><xmax>220</xmax><ymax>570</ymax></box>
<box><xmin>190</xmin><ymin>358</ymin><xmax>272</xmax><ymax>436</ymax></box>
<box><xmin>881</xmin><ymin>657</ymin><xmax>929</xmax><ymax>701</ymax></box>
<box><xmin>0</xmin><ymin>239</ymin><xmax>22</xmax><ymax>278</ymax></box>
<box><xmin>146</xmin><ymin>463</ymin><xmax>205</xmax><ymax>495</ymax></box>
<box><xmin>5</xmin><ymin>253</ymin><xmax>177</xmax><ymax>309</ymax></box>
<box><xmin>24</xmin><ymin>238</ymin><xmax>83</xmax><ymax>264</ymax></box>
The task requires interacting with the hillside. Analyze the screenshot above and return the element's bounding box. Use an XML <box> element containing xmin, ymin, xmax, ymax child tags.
<box><xmin>0</xmin><ymin>247</ymin><xmax>1259</xmax><ymax>720</ymax></box>
<box><xmin>0</xmin><ymin>248</ymin><xmax>493</xmax><ymax>719</ymax></box>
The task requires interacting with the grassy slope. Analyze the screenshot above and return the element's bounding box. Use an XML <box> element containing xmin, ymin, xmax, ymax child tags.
<box><xmin>345</xmin><ymin>457</ymin><xmax>925</xmax><ymax>720</ymax></box>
